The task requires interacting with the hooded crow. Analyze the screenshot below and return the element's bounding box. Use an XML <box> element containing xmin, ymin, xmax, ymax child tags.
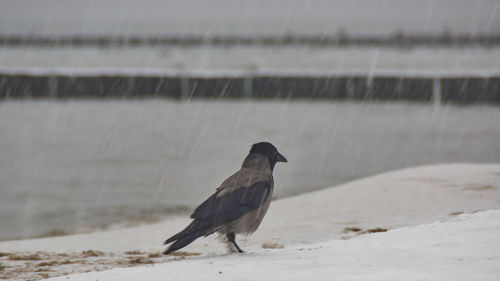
<box><xmin>163</xmin><ymin>142</ymin><xmax>287</xmax><ymax>254</ymax></box>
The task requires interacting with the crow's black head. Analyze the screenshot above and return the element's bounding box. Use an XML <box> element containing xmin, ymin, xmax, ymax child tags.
<box><xmin>249</xmin><ymin>142</ymin><xmax>287</xmax><ymax>169</ymax></box>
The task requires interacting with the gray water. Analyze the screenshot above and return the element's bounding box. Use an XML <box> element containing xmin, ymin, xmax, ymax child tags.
<box><xmin>1</xmin><ymin>100</ymin><xmax>499</xmax><ymax>241</ymax></box>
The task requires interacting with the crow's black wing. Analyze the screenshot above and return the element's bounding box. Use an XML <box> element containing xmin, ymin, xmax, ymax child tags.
<box><xmin>163</xmin><ymin>181</ymin><xmax>271</xmax><ymax>252</ymax></box>
<box><xmin>190</xmin><ymin>181</ymin><xmax>271</xmax><ymax>225</ymax></box>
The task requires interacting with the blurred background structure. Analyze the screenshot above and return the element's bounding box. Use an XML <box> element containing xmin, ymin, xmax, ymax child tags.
<box><xmin>0</xmin><ymin>0</ymin><xmax>499</xmax><ymax>241</ymax></box>
<box><xmin>0</xmin><ymin>0</ymin><xmax>499</xmax><ymax>102</ymax></box>
<box><xmin>1</xmin><ymin>0</ymin><xmax>499</xmax><ymax>39</ymax></box>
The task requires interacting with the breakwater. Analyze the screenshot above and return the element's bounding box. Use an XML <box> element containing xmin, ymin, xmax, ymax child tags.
<box><xmin>1</xmin><ymin>74</ymin><xmax>498</xmax><ymax>104</ymax></box>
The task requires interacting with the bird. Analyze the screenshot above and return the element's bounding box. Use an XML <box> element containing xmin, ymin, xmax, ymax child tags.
<box><xmin>163</xmin><ymin>142</ymin><xmax>287</xmax><ymax>254</ymax></box>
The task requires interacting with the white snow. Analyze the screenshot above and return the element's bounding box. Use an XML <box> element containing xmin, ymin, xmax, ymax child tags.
<box><xmin>46</xmin><ymin>210</ymin><xmax>500</xmax><ymax>281</ymax></box>
<box><xmin>1</xmin><ymin>163</ymin><xmax>499</xmax><ymax>280</ymax></box>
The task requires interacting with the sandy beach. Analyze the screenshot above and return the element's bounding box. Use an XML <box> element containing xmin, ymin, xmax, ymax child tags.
<box><xmin>1</xmin><ymin>163</ymin><xmax>499</xmax><ymax>280</ymax></box>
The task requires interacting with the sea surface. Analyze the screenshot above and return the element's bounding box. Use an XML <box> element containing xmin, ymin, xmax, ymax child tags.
<box><xmin>1</xmin><ymin>100</ymin><xmax>499</xmax><ymax>241</ymax></box>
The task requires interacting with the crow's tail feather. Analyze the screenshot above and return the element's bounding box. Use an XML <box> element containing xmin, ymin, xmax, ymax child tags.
<box><xmin>164</xmin><ymin>221</ymin><xmax>200</xmax><ymax>244</ymax></box>
<box><xmin>163</xmin><ymin>231</ymin><xmax>204</xmax><ymax>254</ymax></box>
<box><xmin>163</xmin><ymin>221</ymin><xmax>211</xmax><ymax>254</ymax></box>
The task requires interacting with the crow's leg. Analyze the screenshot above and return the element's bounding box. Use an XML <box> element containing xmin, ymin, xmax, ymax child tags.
<box><xmin>226</xmin><ymin>232</ymin><xmax>244</xmax><ymax>253</ymax></box>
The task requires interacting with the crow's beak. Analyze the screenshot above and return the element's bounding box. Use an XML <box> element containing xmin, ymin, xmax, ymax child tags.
<box><xmin>276</xmin><ymin>152</ymin><xmax>287</xmax><ymax>163</ymax></box>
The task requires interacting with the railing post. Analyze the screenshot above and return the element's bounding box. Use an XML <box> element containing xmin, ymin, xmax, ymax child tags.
<box><xmin>244</xmin><ymin>77</ymin><xmax>252</xmax><ymax>98</ymax></box>
<box><xmin>346</xmin><ymin>78</ymin><xmax>354</xmax><ymax>98</ymax></box>
<box><xmin>181</xmin><ymin>78</ymin><xmax>189</xmax><ymax>100</ymax></box>
<box><xmin>433</xmin><ymin>78</ymin><xmax>441</xmax><ymax>106</ymax></box>
<box><xmin>366</xmin><ymin>77</ymin><xmax>373</xmax><ymax>98</ymax></box>
<box><xmin>49</xmin><ymin>76</ymin><xmax>58</xmax><ymax>98</ymax></box>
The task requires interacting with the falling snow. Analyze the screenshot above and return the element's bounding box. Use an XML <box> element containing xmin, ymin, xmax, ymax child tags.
<box><xmin>0</xmin><ymin>1</ymin><xmax>499</xmax><ymax>280</ymax></box>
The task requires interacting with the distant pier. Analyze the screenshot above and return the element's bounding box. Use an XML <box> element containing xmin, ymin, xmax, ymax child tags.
<box><xmin>0</xmin><ymin>73</ymin><xmax>498</xmax><ymax>104</ymax></box>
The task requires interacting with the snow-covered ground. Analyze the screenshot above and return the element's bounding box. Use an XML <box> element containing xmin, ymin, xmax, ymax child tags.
<box><xmin>0</xmin><ymin>163</ymin><xmax>499</xmax><ymax>280</ymax></box>
<box><xmin>47</xmin><ymin>210</ymin><xmax>500</xmax><ymax>281</ymax></box>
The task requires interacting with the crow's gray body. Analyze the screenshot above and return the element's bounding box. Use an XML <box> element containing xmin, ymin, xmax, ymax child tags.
<box><xmin>214</xmin><ymin>153</ymin><xmax>274</xmax><ymax>235</ymax></box>
<box><xmin>163</xmin><ymin>142</ymin><xmax>286</xmax><ymax>254</ymax></box>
